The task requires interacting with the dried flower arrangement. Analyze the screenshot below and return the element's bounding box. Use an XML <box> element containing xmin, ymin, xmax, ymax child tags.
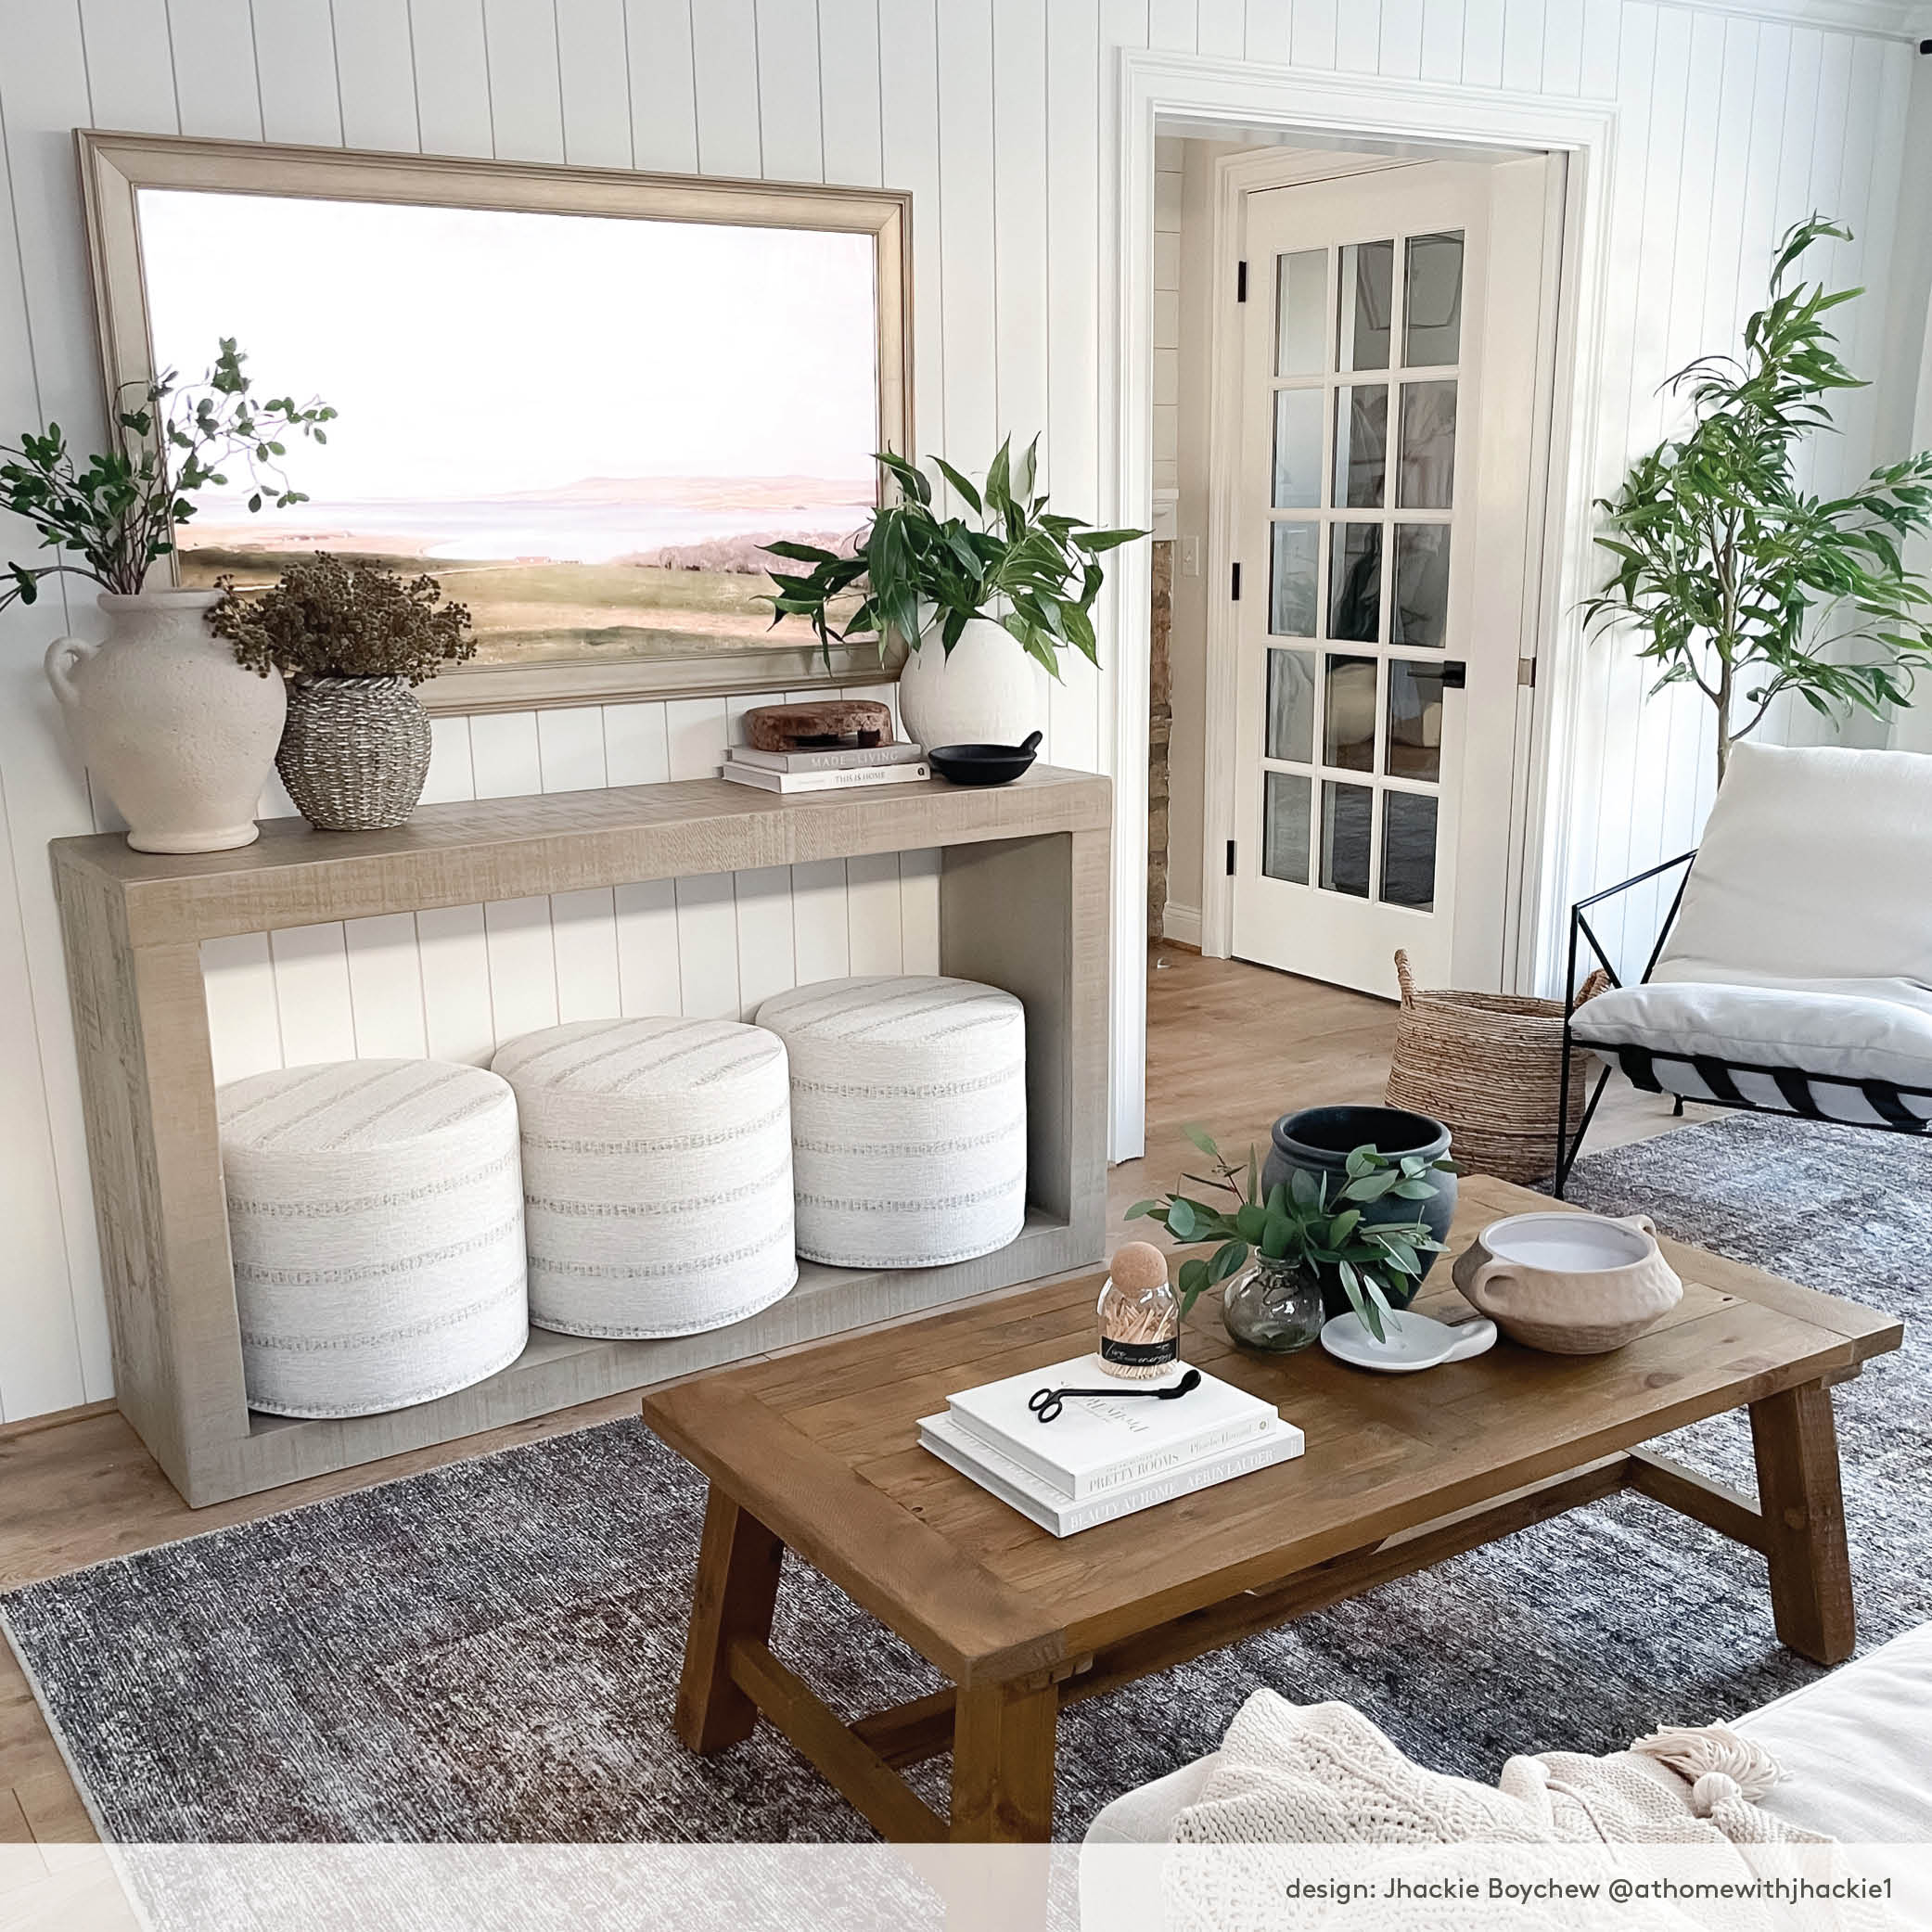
<box><xmin>212</xmin><ymin>553</ymin><xmax>476</xmax><ymax>684</ymax></box>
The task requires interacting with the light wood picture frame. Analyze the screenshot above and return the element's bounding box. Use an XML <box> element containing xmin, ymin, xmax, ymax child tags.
<box><xmin>76</xmin><ymin>130</ymin><xmax>912</xmax><ymax>713</ymax></box>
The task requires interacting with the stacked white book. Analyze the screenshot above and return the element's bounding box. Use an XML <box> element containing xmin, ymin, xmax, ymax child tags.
<box><xmin>719</xmin><ymin>741</ymin><xmax>929</xmax><ymax>793</ymax></box>
<box><xmin>918</xmin><ymin>1357</ymin><xmax>1302</xmax><ymax>1537</ymax></box>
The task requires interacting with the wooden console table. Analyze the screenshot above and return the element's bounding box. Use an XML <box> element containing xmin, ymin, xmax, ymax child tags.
<box><xmin>51</xmin><ymin>767</ymin><xmax>1110</xmax><ymax>1506</ymax></box>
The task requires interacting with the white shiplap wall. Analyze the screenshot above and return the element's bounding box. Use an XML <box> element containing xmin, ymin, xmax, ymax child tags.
<box><xmin>0</xmin><ymin>0</ymin><xmax>1919</xmax><ymax>1423</ymax></box>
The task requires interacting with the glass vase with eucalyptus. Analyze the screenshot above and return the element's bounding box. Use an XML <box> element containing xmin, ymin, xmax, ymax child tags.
<box><xmin>1127</xmin><ymin>1124</ymin><xmax>1448</xmax><ymax>1350</ymax></box>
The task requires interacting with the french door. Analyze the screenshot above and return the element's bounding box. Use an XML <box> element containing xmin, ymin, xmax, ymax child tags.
<box><xmin>1227</xmin><ymin>160</ymin><xmax>1550</xmax><ymax>997</ymax></box>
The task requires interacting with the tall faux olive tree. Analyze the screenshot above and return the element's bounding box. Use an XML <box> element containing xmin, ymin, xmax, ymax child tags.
<box><xmin>1583</xmin><ymin>216</ymin><xmax>1932</xmax><ymax>787</ymax></box>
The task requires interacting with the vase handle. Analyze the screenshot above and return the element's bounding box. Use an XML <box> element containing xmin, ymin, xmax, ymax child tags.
<box><xmin>1466</xmin><ymin>1258</ymin><xmax>1521</xmax><ymax>1316</ymax></box>
<box><xmin>44</xmin><ymin>635</ymin><xmax>96</xmax><ymax>711</ymax></box>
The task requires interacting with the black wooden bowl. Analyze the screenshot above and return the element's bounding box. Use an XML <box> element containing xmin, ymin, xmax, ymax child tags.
<box><xmin>928</xmin><ymin>730</ymin><xmax>1042</xmax><ymax>787</ymax></box>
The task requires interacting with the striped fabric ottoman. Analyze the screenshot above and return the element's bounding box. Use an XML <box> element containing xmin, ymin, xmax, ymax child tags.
<box><xmin>755</xmin><ymin>976</ymin><xmax>1028</xmax><ymax>1269</ymax></box>
<box><xmin>217</xmin><ymin>1059</ymin><xmax>529</xmax><ymax>1418</ymax></box>
<box><xmin>492</xmin><ymin>1017</ymin><xmax>798</xmax><ymax>1337</ymax></box>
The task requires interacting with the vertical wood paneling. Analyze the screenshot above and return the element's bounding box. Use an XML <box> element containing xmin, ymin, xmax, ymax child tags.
<box><xmin>343</xmin><ymin>914</ymin><xmax>431</xmax><ymax>1057</ymax></box>
<box><xmin>556</xmin><ymin>0</ymin><xmax>633</xmax><ymax>167</ymax></box>
<box><xmin>625</xmin><ymin>0</ymin><xmax>699</xmax><ymax>172</ymax></box>
<box><xmin>1045</xmin><ymin>0</ymin><xmax>1103</xmax><ymax>771</ymax></box>
<box><xmin>251</xmin><ymin>0</ymin><xmax>344</xmax><ymax>145</ymax></box>
<box><xmin>270</xmin><ymin>923</ymin><xmax>359</xmax><ymax>1064</ymax></box>
<box><xmin>411</xmin><ymin>0</ymin><xmax>496</xmax><ymax>156</ymax></box>
<box><xmin>482</xmin><ymin>0</ymin><xmax>567</xmax><ymax>160</ymax></box>
<box><xmin>817</xmin><ymin>0</ymin><xmax>883</xmax><ymax>190</ymax></box>
<box><xmin>0</xmin><ymin>1</ymin><xmax>121</xmax><ymax>1414</ymax></box>
<box><xmin>167</xmin><ymin>0</ymin><xmax>264</xmax><ymax>139</ymax></box>
<box><xmin>755</xmin><ymin>0</ymin><xmax>824</xmax><ymax>182</ymax></box>
<box><xmin>328</xmin><ymin>0</ymin><xmax>421</xmax><ymax>149</ymax></box>
<box><xmin>1</xmin><ymin>0</ymin><xmax>1925</xmax><ymax>1419</ymax></box>
<box><xmin>690</xmin><ymin>0</ymin><xmax>762</xmax><ymax>177</ymax></box>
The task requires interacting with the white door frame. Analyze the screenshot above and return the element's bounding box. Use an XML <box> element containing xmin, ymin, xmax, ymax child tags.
<box><xmin>1105</xmin><ymin>50</ymin><xmax>1618</xmax><ymax>1161</ymax></box>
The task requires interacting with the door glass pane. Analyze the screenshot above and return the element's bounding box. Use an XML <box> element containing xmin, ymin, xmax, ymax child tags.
<box><xmin>1336</xmin><ymin>239</ymin><xmax>1392</xmax><ymax>371</ymax></box>
<box><xmin>1397</xmin><ymin>380</ymin><xmax>1456</xmax><ymax>507</ymax></box>
<box><xmin>1327</xmin><ymin>522</ymin><xmax>1381</xmax><ymax>643</ymax></box>
<box><xmin>1262</xmin><ymin>772</ymin><xmax>1311</xmax><ymax>884</ymax></box>
<box><xmin>1275</xmin><ymin>249</ymin><xmax>1327</xmax><ymax>377</ymax></box>
<box><xmin>1404</xmin><ymin>232</ymin><xmax>1464</xmax><ymax>366</ymax></box>
<box><xmin>1269</xmin><ymin>521</ymin><xmax>1319</xmax><ymax>636</ymax></box>
<box><xmin>1323</xmin><ymin>654</ymin><xmax>1377</xmax><ymax>772</ymax></box>
<box><xmin>1272</xmin><ymin>388</ymin><xmax>1324</xmax><ymax>508</ymax></box>
<box><xmin>1386</xmin><ymin>659</ymin><xmax>1445</xmax><ymax>781</ymax></box>
<box><xmin>1320</xmin><ymin>781</ymin><xmax>1372</xmax><ymax>898</ymax></box>
<box><xmin>1266</xmin><ymin>648</ymin><xmax>1315</xmax><ymax>763</ymax></box>
<box><xmin>1390</xmin><ymin>525</ymin><xmax>1450</xmax><ymax>648</ymax></box>
<box><xmin>1334</xmin><ymin>384</ymin><xmax>1387</xmax><ymax>508</ymax></box>
<box><xmin>1381</xmin><ymin>790</ymin><xmax>1439</xmax><ymax>910</ymax></box>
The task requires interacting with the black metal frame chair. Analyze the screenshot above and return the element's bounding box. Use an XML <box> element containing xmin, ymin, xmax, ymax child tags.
<box><xmin>1554</xmin><ymin>851</ymin><xmax>1932</xmax><ymax>1196</ymax></box>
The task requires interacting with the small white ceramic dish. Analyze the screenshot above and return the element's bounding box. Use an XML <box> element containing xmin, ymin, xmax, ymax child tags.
<box><xmin>1319</xmin><ymin>1310</ymin><xmax>1498</xmax><ymax>1374</ymax></box>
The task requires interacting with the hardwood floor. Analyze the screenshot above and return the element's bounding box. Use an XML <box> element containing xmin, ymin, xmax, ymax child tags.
<box><xmin>0</xmin><ymin>944</ymin><xmax>1699</xmax><ymax>1854</ymax></box>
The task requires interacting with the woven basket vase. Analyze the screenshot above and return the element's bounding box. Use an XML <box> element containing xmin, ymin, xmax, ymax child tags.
<box><xmin>277</xmin><ymin>674</ymin><xmax>432</xmax><ymax>831</ymax></box>
<box><xmin>1384</xmin><ymin>948</ymin><xmax>1610</xmax><ymax>1185</ymax></box>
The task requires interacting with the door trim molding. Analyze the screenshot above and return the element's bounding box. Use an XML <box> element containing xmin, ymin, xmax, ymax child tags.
<box><xmin>1106</xmin><ymin>50</ymin><xmax>1618</xmax><ymax>1161</ymax></box>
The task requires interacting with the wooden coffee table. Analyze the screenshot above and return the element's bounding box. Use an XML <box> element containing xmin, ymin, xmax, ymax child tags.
<box><xmin>643</xmin><ymin>1175</ymin><xmax>1901</xmax><ymax>1843</ymax></box>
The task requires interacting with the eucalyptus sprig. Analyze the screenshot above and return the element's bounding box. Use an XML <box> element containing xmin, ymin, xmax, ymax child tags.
<box><xmin>1</xmin><ymin>339</ymin><xmax>335</xmax><ymax>613</ymax></box>
<box><xmin>1583</xmin><ymin>215</ymin><xmax>1932</xmax><ymax>787</ymax></box>
<box><xmin>1127</xmin><ymin>1125</ymin><xmax>1451</xmax><ymax>1343</ymax></box>
<box><xmin>764</xmin><ymin>435</ymin><xmax>1145</xmax><ymax>675</ymax></box>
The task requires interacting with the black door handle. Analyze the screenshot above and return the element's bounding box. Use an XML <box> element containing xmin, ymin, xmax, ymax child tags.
<box><xmin>1440</xmin><ymin>659</ymin><xmax>1467</xmax><ymax>689</ymax></box>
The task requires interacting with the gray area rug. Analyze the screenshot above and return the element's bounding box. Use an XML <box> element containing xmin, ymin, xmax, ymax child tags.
<box><xmin>5</xmin><ymin>1111</ymin><xmax>1926</xmax><ymax>1845</ymax></box>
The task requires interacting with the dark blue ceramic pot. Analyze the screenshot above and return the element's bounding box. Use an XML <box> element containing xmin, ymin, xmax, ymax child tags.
<box><xmin>1259</xmin><ymin>1104</ymin><xmax>1455</xmax><ymax>1317</ymax></box>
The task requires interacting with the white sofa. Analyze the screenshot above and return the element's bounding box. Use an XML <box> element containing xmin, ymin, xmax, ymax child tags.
<box><xmin>1558</xmin><ymin>743</ymin><xmax>1932</xmax><ymax>1187</ymax></box>
<box><xmin>1081</xmin><ymin>1621</ymin><xmax>1932</xmax><ymax>1926</ymax></box>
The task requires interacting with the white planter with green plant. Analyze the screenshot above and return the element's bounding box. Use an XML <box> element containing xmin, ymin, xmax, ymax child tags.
<box><xmin>765</xmin><ymin>438</ymin><xmax>1144</xmax><ymax>749</ymax></box>
<box><xmin>1584</xmin><ymin>216</ymin><xmax>1932</xmax><ymax>787</ymax></box>
<box><xmin>4</xmin><ymin>339</ymin><xmax>334</xmax><ymax>851</ymax></box>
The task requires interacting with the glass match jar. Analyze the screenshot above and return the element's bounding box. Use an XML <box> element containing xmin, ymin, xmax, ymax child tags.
<box><xmin>1095</xmin><ymin>1240</ymin><xmax>1182</xmax><ymax>1379</ymax></box>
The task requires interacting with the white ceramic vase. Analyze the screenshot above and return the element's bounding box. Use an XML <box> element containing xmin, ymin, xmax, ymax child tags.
<box><xmin>895</xmin><ymin>614</ymin><xmax>1042</xmax><ymax>750</ymax></box>
<box><xmin>45</xmin><ymin>589</ymin><xmax>287</xmax><ymax>852</ymax></box>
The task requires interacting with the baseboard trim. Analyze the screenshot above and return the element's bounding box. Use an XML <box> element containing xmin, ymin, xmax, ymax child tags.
<box><xmin>0</xmin><ymin>1396</ymin><xmax>117</xmax><ymax>1442</ymax></box>
<box><xmin>1160</xmin><ymin>901</ymin><xmax>1202</xmax><ymax>948</ymax></box>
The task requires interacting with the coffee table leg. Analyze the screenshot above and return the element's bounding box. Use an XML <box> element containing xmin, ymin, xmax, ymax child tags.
<box><xmin>950</xmin><ymin>1680</ymin><xmax>1057</xmax><ymax>1842</ymax></box>
<box><xmin>1748</xmin><ymin>1381</ymin><xmax>1855</xmax><ymax>1666</ymax></box>
<box><xmin>675</xmin><ymin>1485</ymin><xmax>784</xmax><ymax>1752</ymax></box>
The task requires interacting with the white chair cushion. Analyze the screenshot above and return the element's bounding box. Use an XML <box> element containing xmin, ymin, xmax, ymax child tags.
<box><xmin>218</xmin><ymin>1059</ymin><xmax>528</xmax><ymax>1418</ymax></box>
<box><xmin>1659</xmin><ymin>742</ymin><xmax>1932</xmax><ymax>986</ymax></box>
<box><xmin>492</xmin><ymin>1017</ymin><xmax>797</xmax><ymax>1338</ymax></box>
<box><xmin>754</xmin><ymin>976</ymin><xmax>1027</xmax><ymax>1269</ymax></box>
<box><xmin>1576</xmin><ymin>977</ymin><xmax>1932</xmax><ymax>1107</ymax></box>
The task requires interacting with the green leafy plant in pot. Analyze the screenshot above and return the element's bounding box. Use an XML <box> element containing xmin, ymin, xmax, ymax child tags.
<box><xmin>1583</xmin><ymin>215</ymin><xmax>1932</xmax><ymax>788</ymax></box>
<box><xmin>1129</xmin><ymin>1126</ymin><xmax>1449</xmax><ymax>1350</ymax></box>
<box><xmin>6</xmin><ymin>339</ymin><xmax>335</xmax><ymax>853</ymax></box>
<box><xmin>212</xmin><ymin>554</ymin><xmax>475</xmax><ymax>831</ymax></box>
<box><xmin>763</xmin><ymin>437</ymin><xmax>1145</xmax><ymax>750</ymax></box>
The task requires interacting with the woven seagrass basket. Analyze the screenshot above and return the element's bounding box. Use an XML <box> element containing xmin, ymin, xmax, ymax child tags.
<box><xmin>1384</xmin><ymin>948</ymin><xmax>1610</xmax><ymax>1184</ymax></box>
<box><xmin>276</xmin><ymin>675</ymin><xmax>432</xmax><ymax>832</ymax></box>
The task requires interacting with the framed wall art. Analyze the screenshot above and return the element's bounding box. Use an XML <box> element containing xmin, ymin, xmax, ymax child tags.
<box><xmin>77</xmin><ymin>131</ymin><xmax>911</xmax><ymax>712</ymax></box>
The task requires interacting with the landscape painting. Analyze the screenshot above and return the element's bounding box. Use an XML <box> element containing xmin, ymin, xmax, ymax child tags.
<box><xmin>133</xmin><ymin>184</ymin><xmax>894</xmax><ymax>702</ymax></box>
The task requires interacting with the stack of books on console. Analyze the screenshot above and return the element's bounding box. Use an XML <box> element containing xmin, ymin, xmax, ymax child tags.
<box><xmin>918</xmin><ymin>1358</ymin><xmax>1303</xmax><ymax>1537</ymax></box>
<box><xmin>719</xmin><ymin>741</ymin><xmax>929</xmax><ymax>793</ymax></box>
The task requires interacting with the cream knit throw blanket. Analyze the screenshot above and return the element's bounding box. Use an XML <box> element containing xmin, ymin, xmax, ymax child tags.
<box><xmin>1162</xmin><ymin>1691</ymin><xmax>1897</xmax><ymax>1932</ymax></box>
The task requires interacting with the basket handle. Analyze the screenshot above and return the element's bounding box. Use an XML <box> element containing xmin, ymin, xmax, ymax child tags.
<box><xmin>1576</xmin><ymin>967</ymin><xmax>1613</xmax><ymax>1007</ymax></box>
<box><xmin>1393</xmin><ymin>949</ymin><xmax>1416</xmax><ymax>1006</ymax></box>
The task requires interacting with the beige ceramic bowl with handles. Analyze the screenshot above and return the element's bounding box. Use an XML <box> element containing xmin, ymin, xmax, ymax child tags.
<box><xmin>1452</xmin><ymin>1210</ymin><xmax>1683</xmax><ymax>1354</ymax></box>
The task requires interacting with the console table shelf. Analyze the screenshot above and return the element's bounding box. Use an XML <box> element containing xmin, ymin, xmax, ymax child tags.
<box><xmin>52</xmin><ymin>767</ymin><xmax>1111</xmax><ymax>1505</ymax></box>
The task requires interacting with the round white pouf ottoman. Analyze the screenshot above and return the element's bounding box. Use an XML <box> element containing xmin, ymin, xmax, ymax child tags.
<box><xmin>217</xmin><ymin>1059</ymin><xmax>529</xmax><ymax>1418</ymax></box>
<box><xmin>492</xmin><ymin>1017</ymin><xmax>798</xmax><ymax>1337</ymax></box>
<box><xmin>755</xmin><ymin>976</ymin><xmax>1027</xmax><ymax>1269</ymax></box>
